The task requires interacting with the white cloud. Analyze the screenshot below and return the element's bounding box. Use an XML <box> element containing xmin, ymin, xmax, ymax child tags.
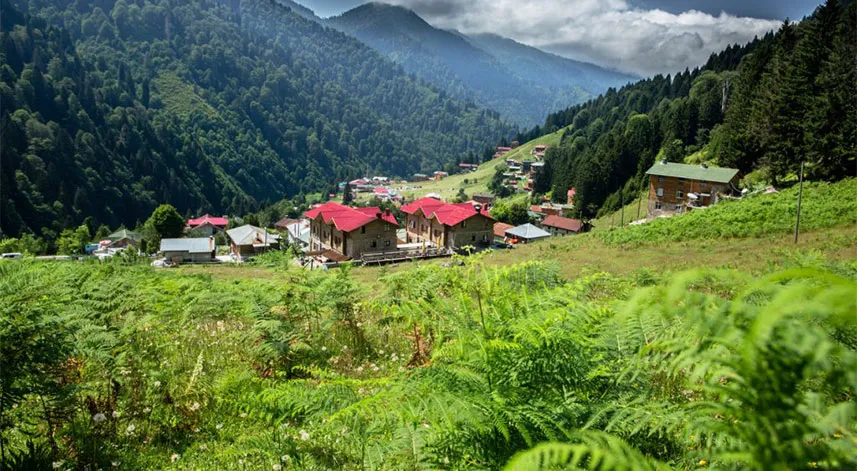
<box><xmin>386</xmin><ymin>0</ymin><xmax>782</xmax><ymax>76</ymax></box>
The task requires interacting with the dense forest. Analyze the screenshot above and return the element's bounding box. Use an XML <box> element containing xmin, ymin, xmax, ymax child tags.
<box><xmin>0</xmin><ymin>0</ymin><xmax>513</xmax><ymax>238</ymax></box>
<box><xmin>327</xmin><ymin>3</ymin><xmax>634</xmax><ymax>127</ymax></box>
<box><xmin>533</xmin><ymin>0</ymin><xmax>856</xmax><ymax>217</ymax></box>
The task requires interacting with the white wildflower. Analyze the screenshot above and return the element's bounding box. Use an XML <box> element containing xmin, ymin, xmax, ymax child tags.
<box><xmin>272</xmin><ymin>465</ymin><xmax>282</xmax><ymax>471</ymax></box>
<box><xmin>143</xmin><ymin>407</ymin><xmax>151</xmax><ymax>414</ymax></box>
<box><xmin>216</xmin><ymin>424</ymin><xmax>223</xmax><ymax>430</ymax></box>
<box><xmin>52</xmin><ymin>461</ymin><xmax>64</xmax><ymax>469</ymax></box>
<box><xmin>239</xmin><ymin>412</ymin><xmax>248</xmax><ymax>418</ymax></box>
<box><xmin>422</xmin><ymin>422</ymin><xmax>430</xmax><ymax>429</ymax></box>
<box><xmin>112</xmin><ymin>410</ymin><xmax>120</xmax><ymax>418</ymax></box>
<box><xmin>170</xmin><ymin>453</ymin><xmax>180</xmax><ymax>463</ymax></box>
<box><xmin>371</xmin><ymin>364</ymin><xmax>379</xmax><ymax>372</ymax></box>
<box><xmin>321</xmin><ymin>346</ymin><xmax>327</xmax><ymax>351</ymax></box>
<box><xmin>153</xmin><ymin>381</ymin><xmax>161</xmax><ymax>388</ymax></box>
<box><xmin>111</xmin><ymin>461</ymin><xmax>120</xmax><ymax>467</ymax></box>
<box><xmin>189</xmin><ymin>402</ymin><xmax>201</xmax><ymax>411</ymax></box>
<box><xmin>355</xmin><ymin>322</ymin><xmax>362</xmax><ymax>328</ymax></box>
<box><xmin>92</xmin><ymin>413</ymin><xmax>107</xmax><ymax>423</ymax></box>
<box><xmin>281</xmin><ymin>455</ymin><xmax>291</xmax><ymax>462</ymax></box>
<box><xmin>398</xmin><ymin>366</ymin><xmax>405</xmax><ymax>373</ymax></box>
<box><xmin>379</xmin><ymin>350</ymin><xmax>384</xmax><ymax>355</ymax></box>
<box><xmin>125</xmin><ymin>424</ymin><xmax>136</xmax><ymax>436</ymax></box>
<box><xmin>299</xmin><ymin>429</ymin><xmax>310</xmax><ymax>441</ymax></box>
<box><xmin>356</xmin><ymin>366</ymin><xmax>363</xmax><ymax>373</ymax></box>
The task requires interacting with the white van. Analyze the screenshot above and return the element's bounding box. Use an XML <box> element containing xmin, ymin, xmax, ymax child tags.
<box><xmin>1</xmin><ymin>253</ymin><xmax>23</xmax><ymax>259</ymax></box>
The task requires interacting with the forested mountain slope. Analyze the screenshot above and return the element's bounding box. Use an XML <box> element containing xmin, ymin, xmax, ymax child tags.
<box><xmin>535</xmin><ymin>0</ymin><xmax>856</xmax><ymax>217</ymax></box>
<box><xmin>0</xmin><ymin>0</ymin><xmax>513</xmax><ymax>238</ymax></box>
<box><xmin>327</xmin><ymin>2</ymin><xmax>634</xmax><ymax>127</ymax></box>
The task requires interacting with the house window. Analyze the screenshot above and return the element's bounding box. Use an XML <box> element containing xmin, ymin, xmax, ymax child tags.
<box><xmin>461</xmin><ymin>221</ymin><xmax>467</xmax><ymax>228</ymax></box>
<box><xmin>656</xmin><ymin>188</ymin><xmax>664</xmax><ymax>197</ymax></box>
<box><xmin>657</xmin><ymin>176</ymin><xmax>664</xmax><ymax>182</ymax></box>
<box><xmin>370</xmin><ymin>241</ymin><xmax>377</xmax><ymax>248</ymax></box>
<box><xmin>655</xmin><ymin>202</ymin><xmax>662</xmax><ymax>210</ymax></box>
<box><xmin>471</xmin><ymin>235</ymin><xmax>476</xmax><ymax>242</ymax></box>
<box><xmin>676</xmin><ymin>190</ymin><xmax>684</xmax><ymax>199</ymax></box>
<box><xmin>361</xmin><ymin>226</ymin><xmax>366</xmax><ymax>234</ymax></box>
<box><xmin>384</xmin><ymin>224</ymin><xmax>391</xmax><ymax>232</ymax></box>
<box><xmin>679</xmin><ymin>178</ymin><xmax>686</xmax><ymax>184</ymax></box>
<box><xmin>482</xmin><ymin>235</ymin><xmax>488</xmax><ymax>242</ymax></box>
<box><xmin>409</xmin><ymin>220</ymin><xmax>415</xmax><ymax>229</ymax></box>
<box><xmin>384</xmin><ymin>240</ymin><xmax>391</xmax><ymax>247</ymax></box>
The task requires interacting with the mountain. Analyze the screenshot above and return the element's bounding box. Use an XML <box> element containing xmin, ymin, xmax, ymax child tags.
<box><xmin>0</xmin><ymin>0</ymin><xmax>513</xmax><ymax>238</ymax></box>
<box><xmin>535</xmin><ymin>0</ymin><xmax>856</xmax><ymax>218</ymax></box>
<box><xmin>327</xmin><ymin>2</ymin><xmax>634</xmax><ymax>127</ymax></box>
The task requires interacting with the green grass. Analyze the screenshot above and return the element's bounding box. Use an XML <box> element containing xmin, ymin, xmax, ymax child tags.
<box><xmin>153</xmin><ymin>72</ymin><xmax>221</xmax><ymax>122</ymax></box>
<box><xmin>597</xmin><ymin>178</ymin><xmax>857</xmax><ymax>246</ymax></box>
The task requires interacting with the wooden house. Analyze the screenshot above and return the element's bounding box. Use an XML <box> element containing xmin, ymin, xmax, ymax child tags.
<box><xmin>159</xmin><ymin>237</ymin><xmax>216</xmax><ymax>264</ymax></box>
<box><xmin>226</xmin><ymin>225</ymin><xmax>280</xmax><ymax>258</ymax></box>
<box><xmin>645</xmin><ymin>162</ymin><xmax>739</xmax><ymax>219</ymax></box>
<box><xmin>304</xmin><ymin>202</ymin><xmax>399</xmax><ymax>260</ymax></box>
<box><xmin>401</xmin><ymin>198</ymin><xmax>494</xmax><ymax>250</ymax></box>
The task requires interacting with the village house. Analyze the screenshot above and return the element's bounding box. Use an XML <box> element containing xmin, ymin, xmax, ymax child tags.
<box><xmin>412</xmin><ymin>173</ymin><xmax>429</xmax><ymax>182</ymax></box>
<box><xmin>226</xmin><ymin>224</ymin><xmax>280</xmax><ymax>259</ymax></box>
<box><xmin>187</xmin><ymin>214</ymin><xmax>228</xmax><ymax>236</ymax></box>
<box><xmin>433</xmin><ymin>171</ymin><xmax>449</xmax><ymax>181</ymax></box>
<box><xmin>401</xmin><ymin>197</ymin><xmax>494</xmax><ymax>250</ymax></box>
<box><xmin>539</xmin><ymin>215</ymin><xmax>584</xmax><ymax>236</ymax></box>
<box><xmin>304</xmin><ymin>202</ymin><xmax>399</xmax><ymax>260</ymax></box>
<box><xmin>274</xmin><ymin>217</ymin><xmax>301</xmax><ymax>232</ymax></box>
<box><xmin>107</xmin><ymin>229</ymin><xmax>141</xmax><ymax>248</ymax></box>
<box><xmin>459</xmin><ymin>163</ymin><xmax>479</xmax><ymax>172</ymax></box>
<box><xmin>472</xmin><ymin>193</ymin><xmax>495</xmax><ymax>207</ymax></box>
<box><xmin>504</xmin><ymin>223</ymin><xmax>551</xmax><ymax>244</ymax></box>
<box><xmin>493</xmin><ymin>222</ymin><xmax>514</xmax><ymax>242</ymax></box>
<box><xmin>646</xmin><ymin>162</ymin><xmax>739</xmax><ymax>219</ymax></box>
<box><xmin>159</xmin><ymin>237</ymin><xmax>216</xmax><ymax>264</ymax></box>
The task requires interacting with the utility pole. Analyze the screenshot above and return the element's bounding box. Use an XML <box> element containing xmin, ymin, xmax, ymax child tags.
<box><xmin>794</xmin><ymin>161</ymin><xmax>805</xmax><ymax>244</ymax></box>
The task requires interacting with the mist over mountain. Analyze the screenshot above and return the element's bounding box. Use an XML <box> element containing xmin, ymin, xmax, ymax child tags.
<box><xmin>327</xmin><ymin>2</ymin><xmax>635</xmax><ymax>126</ymax></box>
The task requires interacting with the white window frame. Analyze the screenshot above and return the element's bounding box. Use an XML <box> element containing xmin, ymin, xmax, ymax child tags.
<box><xmin>656</xmin><ymin>188</ymin><xmax>664</xmax><ymax>197</ymax></box>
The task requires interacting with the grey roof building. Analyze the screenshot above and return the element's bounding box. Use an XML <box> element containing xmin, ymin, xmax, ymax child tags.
<box><xmin>159</xmin><ymin>237</ymin><xmax>216</xmax><ymax>263</ymax></box>
<box><xmin>505</xmin><ymin>223</ymin><xmax>551</xmax><ymax>243</ymax></box>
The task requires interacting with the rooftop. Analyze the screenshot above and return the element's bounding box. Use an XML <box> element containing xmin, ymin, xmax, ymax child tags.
<box><xmin>159</xmin><ymin>238</ymin><xmax>213</xmax><ymax>254</ymax></box>
<box><xmin>304</xmin><ymin>202</ymin><xmax>398</xmax><ymax>233</ymax></box>
<box><xmin>226</xmin><ymin>225</ymin><xmax>279</xmax><ymax>246</ymax></box>
<box><xmin>493</xmin><ymin>222</ymin><xmax>514</xmax><ymax>238</ymax></box>
<box><xmin>541</xmin><ymin>215</ymin><xmax>583</xmax><ymax>232</ymax></box>
<box><xmin>401</xmin><ymin>197</ymin><xmax>493</xmax><ymax>227</ymax></box>
<box><xmin>646</xmin><ymin>162</ymin><xmax>739</xmax><ymax>183</ymax></box>
<box><xmin>188</xmin><ymin>214</ymin><xmax>228</xmax><ymax>227</ymax></box>
<box><xmin>505</xmin><ymin>223</ymin><xmax>551</xmax><ymax>240</ymax></box>
<box><xmin>108</xmin><ymin>229</ymin><xmax>141</xmax><ymax>241</ymax></box>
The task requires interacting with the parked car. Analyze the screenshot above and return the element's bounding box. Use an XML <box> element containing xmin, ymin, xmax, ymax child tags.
<box><xmin>1</xmin><ymin>252</ymin><xmax>23</xmax><ymax>259</ymax></box>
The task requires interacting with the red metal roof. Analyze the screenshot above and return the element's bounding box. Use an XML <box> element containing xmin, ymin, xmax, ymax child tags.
<box><xmin>541</xmin><ymin>215</ymin><xmax>583</xmax><ymax>232</ymax></box>
<box><xmin>401</xmin><ymin>198</ymin><xmax>493</xmax><ymax>227</ymax></box>
<box><xmin>188</xmin><ymin>214</ymin><xmax>228</xmax><ymax>228</ymax></box>
<box><xmin>493</xmin><ymin>222</ymin><xmax>514</xmax><ymax>238</ymax></box>
<box><xmin>304</xmin><ymin>202</ymin><xmax>398</xmax><ymax>233</ymax></box>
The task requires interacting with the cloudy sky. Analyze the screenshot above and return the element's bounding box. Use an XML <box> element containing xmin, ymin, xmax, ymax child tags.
<box><xmin>297</xmin><ymin>0</ymin><xmax>820</xmax><ymax>76</ymax></box>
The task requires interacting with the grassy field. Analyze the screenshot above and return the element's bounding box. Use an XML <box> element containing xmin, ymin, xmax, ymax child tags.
<box><xmin>398</xmin><ymin>125</ymin><xmax>570</xmax><ymax>201</ymax></box>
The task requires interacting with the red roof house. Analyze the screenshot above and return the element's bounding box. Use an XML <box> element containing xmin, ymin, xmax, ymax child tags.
<box><xmin>401</xmin><ymin>197</ymin><xmax>494</xmax><ymax>249</ymax></box>
<box><xmin>187</xmin><ymin>214</ymin><xmax>228</xmax><ymax>235</ymax></box>
<box><xmin>540</xmin><ymin>215</ymin><xmax>583</xmax><ymax>235</ymax></box>
<box><xmin>304</xmin><ymin>202</ymin><xmax>399</xmax><ymax>259</ymax></box>
<box><xmin>493</xmin><ymin>222</ymin><xmax>514</xmax><ymax>238</ymax></box>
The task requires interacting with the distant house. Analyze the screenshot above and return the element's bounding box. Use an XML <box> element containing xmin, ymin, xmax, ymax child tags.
<box><xmin>274</xmin><ymin>218</ymin><xmax>301</xmax><ymax>232</ymax></box>
<box><xmin>304</xmin><ymin>202</ymin><xmax>399</xmax><ymax>260</ymax></box>
<box><xmin>540</xmin><ymin>215</ymin><xmax>584</xmax><ymax>236</ymax></box>
<box><xmin>497</xmin><ymin>146</ymin><xmax>512</xmax><ymax>154</ymax></box>
<box><xmin>412</xmin><ymin>173</ymin><xmax>429</xmax><ymax>182</ymax></box>
<box><xmin>645</xmin><ymin>162</ymin><xmax>739</xmax><ymax>219</ymax></box>
<box><xmin>433</xmin><ymin>171</ymin><xmax>449</xmax><ymax>181</ymax></box>
<box><xmin>493</xmin><ymin>222</ymin><xmax>514</xmax><ymax>241</ymax></box>
<box><xmin>227</xmin><ymin>225</ymin><xmax>280</xmax><ymax>258</ymax></box>
<box><xmin>505</xmin><ymin>223</ymin><xmax>551</xmax><ymax>244</ymax></box>
<box><xmin>159</xmin><ymin>237</ymin><xmax>216</xmax><ymax>264</ymax></box>
<box><xmin>107</xmin><ymin>229</ymin><xmax>142</xmax><ymax>248</ymax></box>
<box><xmin>533</xmin><ymin>145</ymin><xmax>547</xmax><ymax>153</ymax></box>
<box><xmin>187</xmin><ymin>214</ymin><xmax>228</xmax><ymax>236</ymax></box>
<box><xmin>459</xmin><ymin>163</ymin><xmax>479</xmax><ymax>171</ymax></box>
<box><xmin>472</xmin><ymin>193</ymin><xmax>495</xmax><ymax>206</ymax></box>
<box><xmin>401</xmin><ymin>197</ymin><xmax>494</xmax><ymax>250</ymax></box>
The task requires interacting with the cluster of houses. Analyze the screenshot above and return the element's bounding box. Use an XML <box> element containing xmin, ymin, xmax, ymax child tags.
<box><xmin>150</xmin><ymin>159</ymin><xmax>740</xmax><ymax>267</ymax></box>
<box><xmin>156</xmin><ymin>214</ymin><xmax>283</xmax><ymax>265</ymax></box>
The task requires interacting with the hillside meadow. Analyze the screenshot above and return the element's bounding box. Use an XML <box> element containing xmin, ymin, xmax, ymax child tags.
<box><xmin>2</xmin><ymin>180</ymin><xmax>857</xmax><ymax>470</ymax></box>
